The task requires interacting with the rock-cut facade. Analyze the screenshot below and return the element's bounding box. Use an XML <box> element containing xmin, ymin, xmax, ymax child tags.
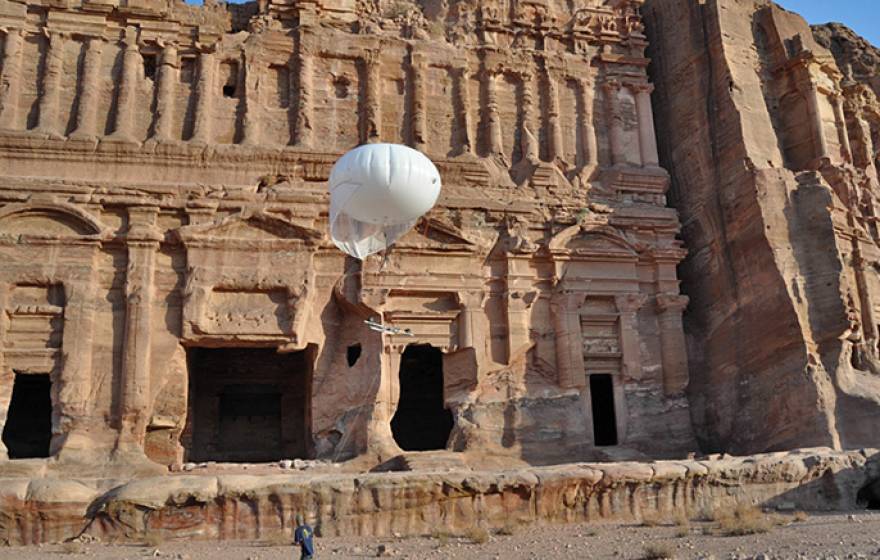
<box><xmin>0</xmin><ymin>0</ymin><xmax>695</xmax><ymax>471</ymax></box>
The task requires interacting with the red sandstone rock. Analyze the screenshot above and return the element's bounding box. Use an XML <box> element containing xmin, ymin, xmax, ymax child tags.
<box><xmin>644</xmin><ymin>0</ymin><xmax>880</xmax><ymax>455</ymax></box>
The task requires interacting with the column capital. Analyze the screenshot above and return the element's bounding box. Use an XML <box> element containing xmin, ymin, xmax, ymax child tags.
<box><xmin>656</xmin><ymin>293</ymin><xmax>689</xmax><ymax>313</ymax></box>
<box><xmin>615</xmin><ymin>293</ymin><xmax>648</xmax><ymax>313</ymax></box>
<box><xmin>551</xmin><ymin>289</ymin><xmax>586</xmax><ymax>310</ymax></box>
<box><xmin>603</xmin><ymin>78</ymin><xmax>623</xmax><ymax>92</ymax></box>
<box><xmin>631</xmin><ymin>82</ymin><xmax>655</xmax><ymax>95</ymax></box>
<box><xmin>457</xmin><ymin>290</ymin><xmax>487</xmax><ymax>310</ymax></box>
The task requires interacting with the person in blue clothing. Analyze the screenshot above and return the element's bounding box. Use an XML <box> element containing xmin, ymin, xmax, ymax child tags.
<box><xmin>293</xmin><ymin>513</ymin><xmax>316</xmax><ymax>560</ymax></box>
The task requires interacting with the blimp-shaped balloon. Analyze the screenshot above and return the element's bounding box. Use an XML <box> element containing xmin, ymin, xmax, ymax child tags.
<box><xmin>329</xmin><ymin>143</ymin><xmax>442</xmax><ymax>260</ymax></box>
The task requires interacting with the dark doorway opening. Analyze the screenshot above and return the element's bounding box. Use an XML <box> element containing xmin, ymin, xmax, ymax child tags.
<box><xmin>590</xmin><ymin>373</ymin><xmax>618</xmax><ymax>446</ymax></box>
<box><xmin>391</xmin><ymin>345</ymin><xmax>453</xmax><ymax>451</ymax></box>
<box><xmin>2</xmin><ymin>373</ymin><xmax>52</xmax><ymax>459</ymax></box>
<box><xmin>347</xmin><ymin>343</ymin><xmax>362</xmax><ymax>367</ymax></box>
<box><xmin>184</xmin><ymin>347</ymin><xmax>312</xmax><ymax>462</ymax></box>
<box><xmin>857</xmin><ymin>479</ymin><xmax>880</xmax><ymax>510</ymax></box>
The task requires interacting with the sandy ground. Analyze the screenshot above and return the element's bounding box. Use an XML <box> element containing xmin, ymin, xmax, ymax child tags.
<box><xmin>1</xmin><ymin>511</ymin><xmax>878</xmax><ymax>560</ymax></box>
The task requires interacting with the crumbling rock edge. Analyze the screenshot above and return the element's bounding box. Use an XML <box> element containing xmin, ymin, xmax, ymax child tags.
<box><xmin>1</xmin><ymin>448</ymin><xmax>877</xmax><ymax>546</ymax></box>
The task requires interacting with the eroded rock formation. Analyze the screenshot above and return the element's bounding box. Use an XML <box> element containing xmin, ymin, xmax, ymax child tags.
<box><xmin>0</xmin><ymin>0</ymin><xmax>696</xmax><ymax>475</ymax></box>
<box><xmin>644</xmin><ymin>0</ymin><xmax>880</xmax><ymax>454</ymax></box>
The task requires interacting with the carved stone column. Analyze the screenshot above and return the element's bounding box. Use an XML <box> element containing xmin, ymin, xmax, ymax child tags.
<box><xmin>545</xmin><ymin>68</ymin><xmax>564</xmax><ymax>162</ymax></box>
<box><xmin>456</xmin><ymin>65</ymin><xmax>474</xmax><ymax>155</ymax></box>
<box><xmin>506</xmin><ymin>288</ymin><xmax>534</xmax><ymax>361</ymax></box>
<box><xmin>656</xmin><ymin>294</ymin><xmax>689</xmax><ymax>396</ymax></box>
<box><xmin>634</xmin><ymin>84</ymin><xmax>659</xmax><ymax>167</ymax></box>
<box><xmin>363</xmin><ymin>54</ymin><xmax>381</xmax><ymax>143</ymax></box>
<box><xmin>242</xmin><ymin>50</ymin><xmax>262</xmax><ymax>146</ymax></box>
<box><xmin>151</xmin><ymin>42</ymin><xmax>178</xmax><ymax>142</ymax></box>
<box><xmin>0</xmin><ymin>28</ymin><xmax>24</xmax><ymax>129</ymax></box>
<box><xmin>109</xmin><ymin>28</ymin><xmax>141</xmax><ymax>142</ymax></box>
<box><xmin>410</xmin><ymin>53</ymin><xmax>427</xmax><ymax>151</ymax></box>
<box><xmin>457</xmin><ymin>291</ymin><xmax>486</xmax><ymax>353</ymax></box>
<box><xmin>295</xmin><ymin>49</ymin><xmax>314</xmax><ymax>148</ymax></box>
<box><xmin>54</xmin><ymin>267</ymin><xmax>99</xmax><ymax>455</ymax></box>
<box><xmin>0</xmin><ymin>282</ymin><xmax>10</xmax><ymax>459</ymax></box>
<box><xmin>831</xmin><ymin>93</ymin><xmax>853</xmax><ymax>163</ymax></box>
<box><xmin>70</xmin><ymin>37</ymin><xmax>105</xmax><ymax>141</ymax></box>
<box><xmin>551</xmin><ymin>290</ymin><xmax>587</xmax><ymax>389</ymax></box>
<box><xmin>485</xmin><ymin>71</ymin><xmax>504</xmax><ymax>156</ymax></box>
<box><xmin>191</xmin><ymin>49</ymin><xmax>216</xmax><ymax>143</ymax></box>
<box><xmin>805</xmin><ymin>81</ymin><xmax>829</xmax><ymax>161</ymax></box>
<box><xmin>520</xmin><ymin>72</ymin><xmax>539</xmax><ymax>162</ymax></box>
<box><xmin>604</xmin><ymin>80</ymin><xmax>626</xmax><ymax>167</ymax></box>
<box><xmin>117</xmin><ymin>207</ymin><xmax>162</xmax><ymax>451</ymax></box>
<box><xmin>615</xmin><ymin>293</ymin><xmax>647</xmax><ymax>382</ymax></box>
<box><xmin>577</xmin><ymin>78</ymin><xmax>599</xmax><ymax>174</ymax></box>
<box><xmin>36</xmin><ymin>30</ymin><xmax>66</xmax><ymax>137</ymax></box>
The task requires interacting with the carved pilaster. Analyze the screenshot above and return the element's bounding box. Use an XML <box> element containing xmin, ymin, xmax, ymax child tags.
<box><xmin>604</xmin><ymin>80</ymin><xmax>626</xmax><ymax>167</ymax></box>
<box><xmin>363</xmin><ymin>55</ymin><xmax>381</xmax><ymax>143</ymax></box>
<box><xmin>151</xmin><ymin>42</ymin><xmax>179</xmax><ymax>142</ymax></box>
<box><xmin>70</xmin><ymin>37</ymin><xmax>105</xmax><ymax>141</ymax></box>
<box><xmin>118</xmin><ymin>207</ymin><xmax>162</xmax><ymax>450</ymax></box>
<box><xmin>242</xmin><ymin>50</ymin><xmax>262</xmax><ymax>146</ymax></box>
<box><xmin>486</xmin><ymin>71</ymin><xmax>503</xmax><ymax>156</ymax></box>
<box><xmin>551</xmin><ymin>290</ymin><xmax>587</xmax><ymax>389</ymax></box>
<box><xmin>577</xmin><ymin>78</ymin><xmax>599</xmax><ymax>175</ymax></box>
<box><xmin>191</xmin><ymin>50</ymin><xmax>216</xmax><ymax>143</ymax></box>
<box><xmin>410</xmin><ymin>53</ymin><xmax>427</xmax><ymax>151</ymax></box>
<box><xmin>520</xmin><ymin>72</ymin><xmax>539</xmax><ymax>162</ymax></box>
<box><xmin>36</xmin><ymin>30</ymin><xmax>66</xmax><ymax>137</ymax></box>
<box><xmin>634</xmin><ymin>83</ymin><xmax>659</xmax><ymax>167</ymax></box>
<box><xmin>109</xmin><ymin>27</ymin><xmax>141</xmax><ymax>142</ymax></box>
<box><xmin>656</xmin><ymin>294</ymin><xmax>689</xmax><ymax>396</ymax></box>
<box><xmin>804</xmin><ymin>81</ymin><xmax>829</xmax><ymax>161</ymax></box>
<box><xmin>0</xmin><ymin>28</ymin><xmax>24</xmax><ymax>129</ymax></box>
<box><xmin>456</xmin><ymin>65</ymin><xmax>474</xmax><ymax>155</ymax></box>
<box><xmin>545</xmin><ymin>67</ymin><xmax>564</xmax><ymax>162</ymax></box>
<box><xmin>831</xmin><ymin>93</ymin><xmax>852</xmax><ymax>163</ymax></box>
<box><xmin>457</xmin><ymin>291</ymin><xmax>486</xmax><ymax>352</ymax></box>
<box><xmin>295</xmin><ymin>49</ymin><xmax>314</xmax><ymax>148</ymax></box>
<box><xmin>54</xmin><ymin>271</ymin><xmax>100</xmax><ymax>454</ymax></box>
<box><xmin>506</xmin><ymin>289</ymin><xmax>535</xmax><ymax>361</ymax></box>
<box><xmin>614</xmin><ymin>293</ymin><xmax>647</xmax><ymax>381</ymax></box>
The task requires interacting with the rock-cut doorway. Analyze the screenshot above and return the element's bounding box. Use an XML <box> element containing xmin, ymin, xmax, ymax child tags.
<box><xmin>184</xmin><ymin>347</ymin><xmax>312</xmax><ymax>462</ymax></box>
<box><xmin>391</xmin><ymin>344</ymin><xmax>453</xmax><ymax>451</ymax></box>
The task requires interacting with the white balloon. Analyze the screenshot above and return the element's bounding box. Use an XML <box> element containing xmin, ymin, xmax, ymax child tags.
<box><xmin>329</xmin><ymin>143</ymin><xmax>442</xmax><ymax>260</ymax></box>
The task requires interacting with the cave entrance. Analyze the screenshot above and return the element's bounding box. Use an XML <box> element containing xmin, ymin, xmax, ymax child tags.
<box><xmin>391</xmin><ymin>344</ymin><xmax>453</xmax><ymax>451</ymax></box>
<box><xmin>184</xmin><ymin>347</ymin><xmax>312</xmax><ymax>462</ymax></box>
<box><xmin>590</xmin><ymin>373</ymin><xmax>618</xmax><ymax>446</ymax></box>
<box><xmin>2</xmin><ymin>373</ymin><xmax>52</xmax><ymax>459</ymax></box>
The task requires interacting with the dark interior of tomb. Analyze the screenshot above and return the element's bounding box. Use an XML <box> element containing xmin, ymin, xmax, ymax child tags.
<box><xmin>391</xmin><ymin>344</ymin><xmax>453</xmax><ymax>451</ymax></box>
<box><xmin>857</xmin><ymin>480</ymin><xmax>880</xmax><ymax>510</ymax></box>
<box><xmin>185</xmin><ymin>347</ymin><xmax>311</xmax><ymax>462</ymax></box>
<box><xmin>2</xmin><ymin>373</ymin><xmax>52</xmax><ymax>459</ymax></box>
<box><xmin>590</xmin><ymin>373</ymin><xmax>618</xmax><ymax>446</ymax></box>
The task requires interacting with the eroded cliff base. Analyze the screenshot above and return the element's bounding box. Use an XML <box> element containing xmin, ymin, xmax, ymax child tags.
<box><xmin>1</xmin><ymin>448</ymin><xmax>878</xmax><ymax>546</ymax></box>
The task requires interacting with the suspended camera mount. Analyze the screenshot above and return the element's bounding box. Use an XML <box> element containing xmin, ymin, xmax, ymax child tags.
<box><xmin>364</xmin><ymin>318</ymin><xmax>414</xmax><ymax>337</ymax></box>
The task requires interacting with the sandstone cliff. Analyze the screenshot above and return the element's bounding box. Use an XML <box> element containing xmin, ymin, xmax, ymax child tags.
<box><xmin>644</xmin><ymin>0</ymin><xmax>880</xmax><ymax>454</ymax></box>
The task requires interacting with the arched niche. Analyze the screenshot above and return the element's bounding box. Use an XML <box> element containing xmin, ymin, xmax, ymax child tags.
<box><xmin>0</xmin><ymin>203</ymin><xmax>108</xmax><ymax>240</ymax></box>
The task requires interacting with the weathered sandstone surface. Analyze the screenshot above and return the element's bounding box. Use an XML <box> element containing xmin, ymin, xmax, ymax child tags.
<box><xmin>1</xmin><ymin>448</ymin><xmax>877</xmax><ymax>545</ymax></box>
<box><xmin>0</xmin><ymin>0</ymin><xmax>694</xmax><ymax>474</ymax></box>
<box><xmin>1</xmin><ymin>0</ymin><xmax>880</xmax><ymax>547</ymax></box>
<box><xmin>644</xmin><ymin>0</ymin><xmax>880</xmax><ymax>455</ymax></box>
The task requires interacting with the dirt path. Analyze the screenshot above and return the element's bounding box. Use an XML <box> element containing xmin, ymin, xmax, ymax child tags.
<box><xmin>2</xmin><ymin>511</ymin><xmax>878</xmax><ymax>560</ymax></box>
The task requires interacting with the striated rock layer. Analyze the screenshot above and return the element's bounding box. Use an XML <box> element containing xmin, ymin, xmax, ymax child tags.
<box><xmin>644</xmin><ymin>0</ymin><xmax>880</xmax><ymax>455</ymax></box>
<box><xmin>1</xmin><ymin>448</ymin><xmax>877</xmax><ymax>545</ymax></box>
